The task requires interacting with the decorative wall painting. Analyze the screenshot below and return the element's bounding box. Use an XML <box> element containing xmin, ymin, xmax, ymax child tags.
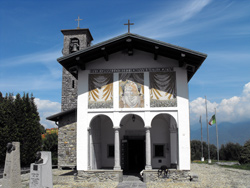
<box><xmin>150</xmin><ymin>72</ymin><xmax>177</xmax><ymax>107</ymax></box>
<box><xmin>88</xmin><ymin>74</ymin><xmax>113</xmax><ymax>109</ymax></box>
<box><xmin>119</xmin><ymin>73</ymin><xmax>144</xmax><ymax>108</ymax></box>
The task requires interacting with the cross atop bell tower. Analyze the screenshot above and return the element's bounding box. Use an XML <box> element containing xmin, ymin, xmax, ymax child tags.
<box><xmin>75</xmin><ymin>16</ymin><xmax>83</xmax><ymax>29</ymax></box>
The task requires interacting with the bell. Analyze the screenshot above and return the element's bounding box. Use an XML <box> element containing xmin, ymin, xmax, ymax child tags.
<box><xmin>71</xmin><ymin>43</ymin><xmax>78</xmax><ymax>52</ymax></box>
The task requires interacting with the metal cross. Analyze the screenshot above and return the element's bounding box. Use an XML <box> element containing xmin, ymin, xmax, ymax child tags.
<box><xmin>75</xmin><ymin>16</ymin><xmax>83</xmax><ymax>29</ymax></box>
<box><xmin>124</xmin><ymin>19</ymin><xmax>134</xmax><ymax>33</ymax></box>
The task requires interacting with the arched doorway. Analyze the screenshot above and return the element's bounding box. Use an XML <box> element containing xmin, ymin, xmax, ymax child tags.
<box><xmin>90</xmin><ymin>115</ymin><xmax>114</xmax><ymax>170</ymax></box>
<box><xmin>120</xmin><ymin>114</ymin><xmax>145</xmax><ymax>173</ymax></box>
<box><xmin>151</xmin><ymin>113</ymin><xmax>178</xmax><ymax>169</ymax></box>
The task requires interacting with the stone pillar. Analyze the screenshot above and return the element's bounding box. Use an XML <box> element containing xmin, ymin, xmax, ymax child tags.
<box><xmin>113</xmin><ymin>128</ymin><xmax>121</xmax><ymax>170</ymax></box>
<box><xmin>87</xmin><ymin>127</ymin><xmax>91</xmax><ymax>170</ymax></box>
<box><xmin>145</xmin><ymin>127</ymin><xmax>152</xmax><ymax>170</ymax></box>
<box><xmin>170</xmin><ymin>129</ymin><xmax>178</xmax><ymax>168</ymax></box>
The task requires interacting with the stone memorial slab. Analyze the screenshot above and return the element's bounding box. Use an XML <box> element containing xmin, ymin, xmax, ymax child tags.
<box><xmin>29</xmin><ymin>151</ymin><xmax>53</xmax><ymax>188</ymax></box>
<box><xmin>2</xmin><ymin>142</ymin><xmax>21</xmax><ymax>188</ymax></box>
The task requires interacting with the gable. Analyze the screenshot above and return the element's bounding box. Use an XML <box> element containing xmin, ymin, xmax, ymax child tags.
<box><xmin>57</xmin><ymin>33</ymin><xmax>207</xmax><ymax>81</ymax></box>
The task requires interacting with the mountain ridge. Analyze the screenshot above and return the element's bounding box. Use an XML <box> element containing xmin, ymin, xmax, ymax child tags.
<box><xmin>190</xmin><ymin>121</ymin><xmax>250</xmax><ymax>146</ymax></box>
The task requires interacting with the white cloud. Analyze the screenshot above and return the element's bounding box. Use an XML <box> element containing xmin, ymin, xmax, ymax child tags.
<box><xmin>190</xmin><ymin>82</ymin><xmax>250</xmax><ymax>127</ymax></box>
<box><xmin>34</xmin><ymin>98</ymin><xmax>61</xmax><ymax>129</ymax></box>
<box><xmin>0</xmin><ymin>50</ymin><xmax>61</xmax><ymax>68</ymax></box>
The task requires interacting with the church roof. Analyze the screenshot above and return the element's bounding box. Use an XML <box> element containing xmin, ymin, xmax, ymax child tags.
<box><xmin>57</xmin><ymin>33</ymin><xmax>207</xmax><ymax>81</ymax></box>
<box><xmin>46</xmin><ymin>108</ymin><xmax>76</xmax><ymax>122</ymax></box>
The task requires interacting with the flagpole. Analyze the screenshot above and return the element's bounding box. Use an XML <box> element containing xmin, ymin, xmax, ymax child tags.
<box><xmin>215</xmin><ymin>108</ymin><xmax>219</xmax><ymax>162</ymax></box>
<box><xmin>205</xmin><ymin>96</ymin><xmax>211</xmax><ymax>163</ymax></box>
<box><xmin>200</xmin><ymin>115</ymin><xmax>204</xmax><ymax>161</ymax></box>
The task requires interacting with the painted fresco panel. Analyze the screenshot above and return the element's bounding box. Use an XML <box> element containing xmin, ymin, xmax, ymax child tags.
<box><xmin>119</xmin><ymin>73</ymin><xmax>144</xmax><ymax>108</ymax></box>
<box><xmin>88</xmin><ymin>74</ymin><xmax>113</xmax><ymax>109</ymax></box>
<box><xmin>150</xmin><ymin>72</ymin><xmax>177</xmax><ymax>107</ymax></box>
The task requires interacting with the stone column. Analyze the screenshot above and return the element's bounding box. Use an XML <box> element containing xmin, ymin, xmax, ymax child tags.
<box><xmin>113</xmin><ymin>128</ymin><xmax>121</xmax><ymax>170</ymax></box>
<box><xmin>87</xmin><ymin>127</ymin><xmax>91</xmax><ymax>170</ymax></box>
<box><xmin>170</xmin><ymin>128</ymin><xmax>178</xmax><ymax>168</ymax></box>
<box><xmin>145</xmin><ymin>127</ymin><xmax>152</xmax><ymax>170</ymax></box>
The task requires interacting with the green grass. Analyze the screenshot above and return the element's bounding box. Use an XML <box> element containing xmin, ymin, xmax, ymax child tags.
<box><xmin>220</xmin><ymin>164</ymin><xmax>250</xmax><ymax>170</ymax></box>
<box><xmin>192</xmin><ymin>160</ymin><xmax>250</xmax><ymax>170</ymax></box>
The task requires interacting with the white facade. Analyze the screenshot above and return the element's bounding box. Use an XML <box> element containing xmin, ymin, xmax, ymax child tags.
<box><xmin>76</xmin><ymin>50</ymin><xmax>191</xmax><ymax>171</ymax></box>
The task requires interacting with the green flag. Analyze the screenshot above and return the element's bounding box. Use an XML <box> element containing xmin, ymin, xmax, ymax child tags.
<box><xmin>209</xmin><ymin>115</ymin><xmax>216</xmax><ymax>125</ymax></box>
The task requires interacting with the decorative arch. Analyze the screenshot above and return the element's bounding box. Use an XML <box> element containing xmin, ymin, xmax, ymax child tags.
<box><xmin>89</xmin><ymin>114</ymin><xmax>114</xmax><ymax>170</ymax></box>
<box><xmin>150</xmin><ymin>113</ymin><xmax>178</xmax><ymax>169</ymax></box>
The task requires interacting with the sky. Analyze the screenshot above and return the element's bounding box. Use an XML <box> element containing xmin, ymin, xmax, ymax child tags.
<box><xmin>0</xmin><ymin>0</ymin><xmax>250</xmax><ymax>129</ymax></box>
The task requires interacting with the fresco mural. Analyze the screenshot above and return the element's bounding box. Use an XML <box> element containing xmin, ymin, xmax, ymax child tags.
<box><xmin>150</xmin><ymin>72</ymin><xmax>177</xmax><ymax>107</ymax></box>
<box><xmin>119</xmin><ymin>73</ymin><xmax>144</xmax><ymax>108</ymax></box>
<box><xmin>88</xmin><ymin>74</ymin><xmax>113</xmax><ymax>109</ymax></box>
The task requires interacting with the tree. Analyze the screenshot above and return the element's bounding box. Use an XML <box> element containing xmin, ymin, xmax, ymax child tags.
<box><xmin>191</xmin><ymin>140</ymin><xmax>217</xmax><ymax>161</ymax></box>
<box><xmin>219</xmin><ymin>142</ymin><xmax>242</xmax><ymax>161</ymax></box>
<box><xmin>42</xmin><ymin>133</ymin><xmax>58</xmax><ymax>165</ymax></box>
<box><xmin>0</xmin><ymin>92</ymin><xmax>42</xmax><ymax>166</ymax></box>
<box><xmin>239</xmin><ymin>139</ymin><xmax>250</xmax><ymax>164</ymax></box>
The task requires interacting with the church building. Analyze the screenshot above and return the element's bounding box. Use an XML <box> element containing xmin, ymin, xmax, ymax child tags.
<box><xmin>47</xmin><ymin>22</ymin><xmax>207</xmax><ymax>182</ymax></box>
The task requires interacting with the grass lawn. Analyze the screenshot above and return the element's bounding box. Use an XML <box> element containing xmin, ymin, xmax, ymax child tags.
<box><xmin>192</xmin><ymin>160</ymin><xmax>250</xmax><ymax>170</ymax></box>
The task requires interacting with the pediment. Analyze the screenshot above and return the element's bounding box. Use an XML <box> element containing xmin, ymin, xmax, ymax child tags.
<box><xmin>57</xmin><ymin>33</ymin><xmax>207</xmax><ymax>81</ymax></box>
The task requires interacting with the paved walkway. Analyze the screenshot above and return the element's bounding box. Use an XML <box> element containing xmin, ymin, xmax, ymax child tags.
<box><xmin>116</xmin><ymin>174</ymin><xmax>146</xmax><ymax>188</ymax></box>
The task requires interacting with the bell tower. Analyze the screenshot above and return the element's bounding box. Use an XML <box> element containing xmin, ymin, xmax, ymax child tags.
<box><xmin>61</xmin><ymin>28</ymin><xmax>93</xmax><ymax>112</ymax></box>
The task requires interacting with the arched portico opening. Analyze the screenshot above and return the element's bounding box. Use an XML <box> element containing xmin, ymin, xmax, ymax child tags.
<box><xmin>151</xmin><ymin>113</ymin><xmax>178</xmax><ymax>169</ymax></box>
<box><xmin>119</xmin><ymin>114</ymin><xmax>145</xmax><ymax>173</ymax></box>
<box><xmin>89</xmin><ymin>115</ymin><xmax>114</xmax><ymax>170</ymax></box>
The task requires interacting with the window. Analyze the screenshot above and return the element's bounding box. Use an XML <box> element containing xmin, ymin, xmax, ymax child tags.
<box><xmin>107</xmin><ymin>145</ymin><xmax>114</xmax><ymax>158</ymax></box>
<box><xmin>154</xmin><ymin>144</ymin><xmax>165</xmax><ymax>157</ymax></box>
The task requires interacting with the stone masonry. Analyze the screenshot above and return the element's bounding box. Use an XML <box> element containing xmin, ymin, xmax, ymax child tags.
<box><xmin>143</xmin><ymin>169</ymin><xmax>191</xmax><ymax>183</ymax></box>
<box><xmin>58</xmin><ymin>29</ymin><xmax>93</xmax><ymax>168</ymax></box>
<box><xmin>61</xmin><ymin>29</ymin><xmax>93</xmax><ymax>112</ymax></box>
<box><xmin>61</xmin><ymin>68</ymin><xmax>78</xmax><ymax>112</ymax></box>
<box><xmin>58</xmin><ymin>111</ymin><xmax>76</xmax><ymax>169</ymax></box>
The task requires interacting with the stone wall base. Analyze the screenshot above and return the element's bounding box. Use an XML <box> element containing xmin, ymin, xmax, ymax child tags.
<box><xmin>143</xmin><ymin>169</ymin><xmax>191</xmax><ymax>183</ymax></box>
<box><xmin>76</xmin><ymin>170</ymin><xmax>123</xmax><ymax>182</ymax></box>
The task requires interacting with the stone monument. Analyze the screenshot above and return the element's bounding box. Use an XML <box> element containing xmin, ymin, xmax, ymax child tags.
<box><xmin>29</xmin><ymin>151</ymin><xmax>53</xmax><ymax>188</ymax></box>
<box><xmin>2</xmin><ymin>142</ymin><xmax>22</xmax><ymax>188</ymax></box>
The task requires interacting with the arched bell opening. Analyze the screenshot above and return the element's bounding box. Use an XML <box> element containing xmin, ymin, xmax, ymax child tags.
<box><xmin>89</xmin><ymin>115</ymin><xmax>114</xmax><ymax>170</ymax></box>
<box><xmin>151</xmin><ymin>113</ymin><xmax>178</xmax><ymax>169</ymax></box>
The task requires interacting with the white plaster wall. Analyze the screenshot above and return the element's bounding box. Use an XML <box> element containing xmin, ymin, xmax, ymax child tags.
<box><xmin>86</xmin><ymin>50</ymin><xmax>177</xmax><ymax>70</ymax></box>
<box><xmin>77</xmin><ymin>69</ymin><xmax>89</xmax><ymax>170</ymax></box>
<box><xmin>151</xmin><ymin>117</ymin><xmax>171</xmax><ymax>168</ymax></box>
<box><xmin>100</xmin><ymin>118</ymin><xmax>114</xmax><ymax>168</ymax></box>
<box><xmin>175</xmin><ymin>67</ymin><xmax>190</xmax><ymax>170</ymax></box>
<box><xmin>76</xmin><ymin>50</ymin><xmax>190</xmax><ymax>171</ymax></box>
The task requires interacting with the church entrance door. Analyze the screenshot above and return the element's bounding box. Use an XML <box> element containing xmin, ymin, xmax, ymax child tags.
<box><xmin>121</xmin><ymin>136</ymin><xmax>145</xmax><ymax>174</ymax></box>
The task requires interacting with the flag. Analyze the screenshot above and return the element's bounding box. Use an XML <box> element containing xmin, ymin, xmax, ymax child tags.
<box><xmin>209</xmin><ymin>115</ymin><xmax>216</xmax><ymax>125</ymax></box>
<box><xmin>199</xmin><ymin>115</ymin><xmax>202</xmax><ymax>124</ymax></box>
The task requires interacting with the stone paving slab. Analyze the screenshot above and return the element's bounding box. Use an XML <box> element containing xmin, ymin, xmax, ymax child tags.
<box><xmin>117</xmin><ymin>181</ymin><xmax>146</xmax><ymax>188</ymax></box>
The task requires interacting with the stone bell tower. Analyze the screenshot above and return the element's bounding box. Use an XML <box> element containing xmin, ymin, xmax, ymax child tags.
<box><xmin>61</xmin><ymin>28</ymin><xmax>93</xmax><ymax>112</ymax></box>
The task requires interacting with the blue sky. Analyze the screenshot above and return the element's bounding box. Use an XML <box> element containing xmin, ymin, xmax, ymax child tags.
<box><xmin>0</xmin><ymin>0</ymin><xmax>250</xmax><ymax>128</ymax></box>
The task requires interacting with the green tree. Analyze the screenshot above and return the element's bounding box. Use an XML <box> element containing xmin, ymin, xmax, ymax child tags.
<box><xmin>219</xmin><ymin>142</ymin><xmax>242</xmax><ymax>161</ymax></box>
<box><xmin>40</xmin><ymin>125</ymin><xmax>46</xmax><ymax>134</ymax></box>
<box><xmin>42</xmin><ymin>133</ymin><xmax>58</xmax><ymax>165</ymax></box>
<box><xmin>239</xmin><ymin>139</ymin><xmax>250</xmax><ymax>164</ymax></box>
<box><xmin>0</xmin><ymin>92</ymin><xmax>42</xmax><ymax>166</ymax></box>
<box><xmin>191</xmin><ymin>140</ymin><xmax>217</xmax><ymax>161</ymax></box>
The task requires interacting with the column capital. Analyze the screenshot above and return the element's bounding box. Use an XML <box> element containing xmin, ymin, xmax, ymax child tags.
<box><xmin>145</xmin><ymin>126</ymin><xmax>151</xmax><ymax>129</ymax></box>
<box><xmin>113</xmin><ymin>127</ymin><xmax>121</xmax><ymax>130</ymax></box>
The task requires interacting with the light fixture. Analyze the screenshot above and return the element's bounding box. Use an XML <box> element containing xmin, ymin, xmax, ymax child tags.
<box><xmin>132</xmin><ymin>115</ymin><xmax>135</xmax><ymax>122</ymax></box>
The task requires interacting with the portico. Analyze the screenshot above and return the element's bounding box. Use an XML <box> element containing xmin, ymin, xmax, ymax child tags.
<box><xmin>47</xmin><ymin>27</ymin><xmax>207</xmax><ymax>182</ymax></box>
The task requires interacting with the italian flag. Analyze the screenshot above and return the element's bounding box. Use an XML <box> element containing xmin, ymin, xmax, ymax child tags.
<box><xmin>209</xmin><ymin>115</ymin><xmax>216</xmax><ymax>126</ymax></box>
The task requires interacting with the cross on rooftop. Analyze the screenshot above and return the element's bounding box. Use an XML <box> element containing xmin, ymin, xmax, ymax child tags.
<box><xmin>124</xmin><ymin>19</ymin><xmax>134</xmax><ymax>33</ymax></box>
<box><xmin>75</xmin><ymin>16</ymin><xmax>83</xmax><ymax>29</ymax></box>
